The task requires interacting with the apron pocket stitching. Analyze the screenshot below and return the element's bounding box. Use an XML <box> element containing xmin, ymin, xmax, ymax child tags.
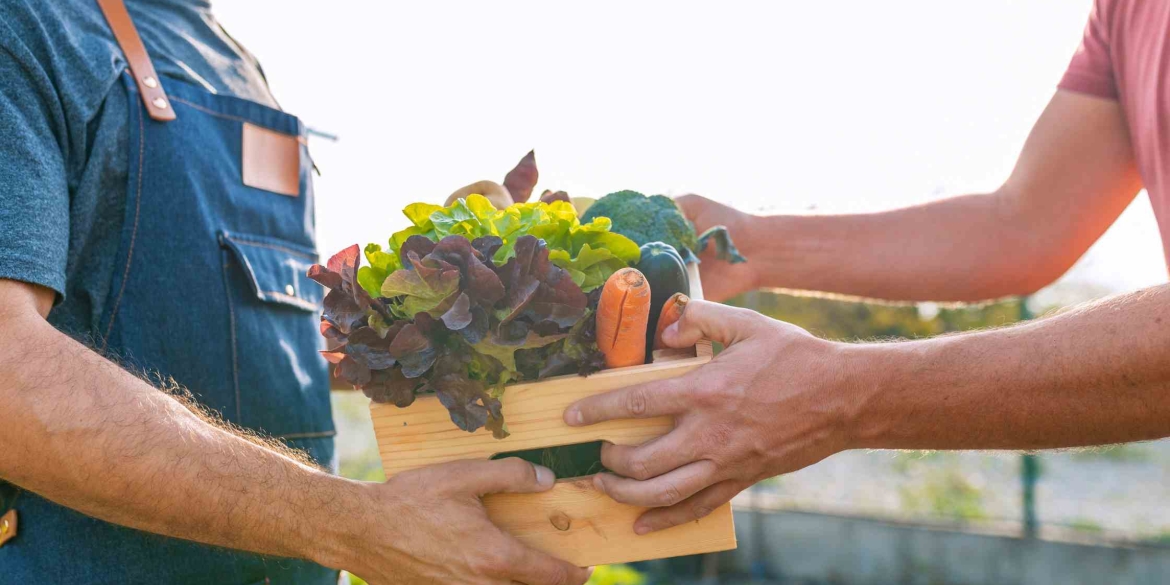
<box><xmin>221</xmin><ymin>232</ymin><xmax>317</xmax><ymax>260</ymax></box>
<box><xmin>169</xmin><ymin>96</ymin><xmax>266</xmax><ymax>129</ymax></box>
<box><xmin>101</xmin><ymin>88</ymin><xmax>147</xmax><ymax>352</ymax></box>
<box><xmin>169</xmin><ymin>96</ymin><xmax>304</xmax><ymax>142</ymax></box>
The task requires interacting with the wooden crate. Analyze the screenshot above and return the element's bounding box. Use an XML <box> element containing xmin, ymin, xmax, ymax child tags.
<box><xmin>369</xmin><ymin>264</ymin><xmax>737</xmax><ymax>567</ymax></box>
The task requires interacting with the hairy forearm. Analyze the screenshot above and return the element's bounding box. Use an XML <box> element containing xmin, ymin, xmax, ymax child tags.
<box><xmin>741</xmin><ymin>190</ymin><xmax>1060</xmax><ymax>302</ymax></box>
<box><xmin>0</xmin><ymin>313</ymin><xmax>361</xmax><ymax>565</ymax></box>
<box><xmin>844</xmin><ymin>284</ymin><xmax>1170</xmax><ymax>450</ymax></box>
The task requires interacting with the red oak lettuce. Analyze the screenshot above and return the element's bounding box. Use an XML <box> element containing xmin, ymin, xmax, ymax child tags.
<box><xmin>309</xmin><ymin>229</ymin><xmax>608</xmax><ymax>437</ymax></box>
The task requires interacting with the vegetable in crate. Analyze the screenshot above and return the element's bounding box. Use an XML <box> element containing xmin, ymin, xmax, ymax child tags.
<box><xmin>444</xmin><ymin>180</ymin><xmax>511</xmax><ymax>209</ymax></box>
<box><xmin>635</xmin><ymin>242</ymin><xmax>690</xmax><ymax>361</ymax></box>
<box><xmin>308</xmin><ymin>195</ymin><xmax>641</xmax><ymax>438</ymax></box>
<box><xmin>582</xmin><ymin>190</ymin><xmax>748</xmax><ymax>265</ymax></box>
<box><xmin>443</xmin><ymin>150</ymin><xmax>546</xmax><ymax>208</ymax></box>
<box><xmin>503</xmin><ymin>150</ymin><xmax>539</xmax><ymax>203</ymax></box>
<box><xmin>596</xmin><ymin>267</ymin><xmax>652</xmax><ymax>369</ymax></box>
<box><xmin>653</xmin><ymin>292</ymin><xmax>689</xmax><ymax>350</ymax></box>
<box><xmin>500</xmin><ymin>150</ymin><xmax>571</xmax><ymax>206</ymax></box>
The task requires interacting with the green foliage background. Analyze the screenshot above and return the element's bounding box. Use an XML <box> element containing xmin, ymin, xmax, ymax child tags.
<box><xmin>727</xmin><ymin>289</ymin><xmax>1028</xmax><ymax>342</ymax></box>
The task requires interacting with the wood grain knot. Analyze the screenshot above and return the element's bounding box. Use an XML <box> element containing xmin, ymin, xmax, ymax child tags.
<box><xmin>549</xmin><ymin>512</ymin><xmax>572</xmax><ymax>531</ymax></box>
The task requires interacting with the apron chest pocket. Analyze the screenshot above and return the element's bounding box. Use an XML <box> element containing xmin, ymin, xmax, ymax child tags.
<box><xmin>219</xmin><ymin>231</ymin><xmax>322</xmax><ymax>311</ymax></box>
<box><xmin>218</xmin><ymin>231</ymin><xmax>334</xmax><ymax>440</ymax></box>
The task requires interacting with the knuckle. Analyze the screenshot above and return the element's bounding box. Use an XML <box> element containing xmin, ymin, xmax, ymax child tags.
<box><xmin>679</xmin><ymin>302</ymin><xmax>702</xmax><ymax>325</ymax></box>
<box><xmin>745</xmin><ymin>435</ymin><xmax>771</xmax><ymax>461</ymax></box>
<box><xmin>736</xmin><ymin>309</ymin><xmax>769</xmax><ymax>336</ymax></box>
<box><xmin>693</xmin><ymin>387</ymin><xmax>721</xmax><ymax>409</ymax></box>
<box><xmin>501</xmin><ymin>457</ymin><xmax>537</xmax><ymax>481</ymax></box>
<box><xmin>687</xmin><ymin>383</ymin><xmax>725</xmax><ymax>411</ymax></box>
<box><xmin>625</xmin><ymin>388</ymin><xmax>649</xmax><ymax>416</ymax></box>
<box><xmin>471</xmin><ymin>554</ymin><xmax>503</xmax><ymax>576</ymax></box>
<box><xmin>537</xmin><ymin>563</ymin><xmax>570</xmax><ymax>585</ymax></box>
<box><xmin>661</xmin><ymin>482</ymin><xmax>684</xmax><ymax>506</ymax></box>
<box><xmin>691</xmin><ymin>501</ymin><xmax>714</xmax><ymax>521</ymax></box>
<box><xmin>629</xmin><ymin>457</ymin><xmax>653</xmax><ymax>481</ymax></box>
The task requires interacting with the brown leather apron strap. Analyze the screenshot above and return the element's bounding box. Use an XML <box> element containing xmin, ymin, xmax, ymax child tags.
<box><xmin>96</xmin><ymin>0</ymin><xmax>177</xmax><ymax>122</ymax></box>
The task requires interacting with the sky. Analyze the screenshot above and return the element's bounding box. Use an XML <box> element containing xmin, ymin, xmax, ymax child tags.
<box><xmin>215</xmin><ymin>0</ymin><xmax>1168</xmax><ymax>305</ymax></box>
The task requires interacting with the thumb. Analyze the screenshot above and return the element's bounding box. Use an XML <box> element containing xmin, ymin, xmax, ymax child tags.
<box><xmin>660</xmin><ymin>299</ymin><xmax>757</xmax><ymax>348</ymax></box>
<box><xmin>444</xmin><ymin>458</ymin><xmax>557</xmax><ymax>497</ymax></box>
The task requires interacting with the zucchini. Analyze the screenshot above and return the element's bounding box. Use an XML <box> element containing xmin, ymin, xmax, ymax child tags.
<box><xmin>635</xmin><ymin>242</ymin><xmax>690</xmax><ymax>362</ymax></box>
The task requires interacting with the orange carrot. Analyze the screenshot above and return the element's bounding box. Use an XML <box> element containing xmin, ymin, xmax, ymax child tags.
<box><xmin>652</xmin><ymin>293</ymin><xmax>689</xmax><ymax>350</ymax></box>
<box><xmin>596</xmin><ymin>267</ymin><xmax>652</xmax><ymax>368</ymax></box>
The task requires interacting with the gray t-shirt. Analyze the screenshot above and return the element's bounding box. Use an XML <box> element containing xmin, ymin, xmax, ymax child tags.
<box><xmin>0</xmin><ymin>0</ymin><xmax>278</xmax><ymax>336</ymax></box>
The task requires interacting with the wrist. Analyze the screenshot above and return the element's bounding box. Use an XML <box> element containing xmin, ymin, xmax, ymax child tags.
<box><xmin>296</xmin><ymin>474</ymin><xmax>377</xmax><ymax>570</ymax></box>
<box><xmin>833</xmin><ymin>340</ymin><xmax>920</xmax><ymax>451</ymax></box>
<box><xmin>731</xmin><ymin>211</ymin><xmax>769</xmax><ymax>290</ymax></box>
<box><xmin>738</xmin><ymin>212</ymin><xmax>799</xmax><ymax>291</ymax></box>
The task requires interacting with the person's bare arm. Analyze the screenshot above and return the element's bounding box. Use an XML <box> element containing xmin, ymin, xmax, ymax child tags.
<box><xmin>847</xmin><ymin>284</ymin><xmax>1170</xmax><ymax>451</ymax></box>
<box><xmin>683</xmin><ymin>90</ymin><xmax>1144</xmax><ymax>302</ymax></box>
<box><xmin>566</xmin><ymin>290</ymin><xmax>1170</xmax><ymax>532</ymax></box>
<box><xmin>0</xmin><ymin>279</ymin><xmax>587</xmax><ymax>585</ymax></box>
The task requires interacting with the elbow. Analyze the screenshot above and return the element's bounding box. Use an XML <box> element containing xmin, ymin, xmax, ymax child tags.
<box><xmin>960</xmin><ymin>251</ymin><xmax>1071</xmax><ymax>301</ymax></box>
<box><xmin>953</xmin><ymin>276</ymin><xmax>1045</xmax><ymax>304</ymax></box>
<box><xmin>960</xmin><ymin>187</ymin><xmax>1074</xmax><ymax>300</ymax></box>
<box><xmin>1007</xmin><ymin>271</ymin><xmax>1059</xmax><ymax>298</ymax></box>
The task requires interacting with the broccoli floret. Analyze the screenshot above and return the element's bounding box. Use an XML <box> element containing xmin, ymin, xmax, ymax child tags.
<box><xmin>582</xmin><ymin>190</ymin><xmax>699</xmax><ymax>261</ymax></box>
<box><xmin>582</xmin><ymin>190</ymin><xmax>746</xmax><ymax>264</ymax></box>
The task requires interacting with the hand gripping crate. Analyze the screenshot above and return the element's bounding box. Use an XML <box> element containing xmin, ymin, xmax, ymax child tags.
<box><xmin>369</xmin><ymin>264</ymin><xmax>737</xmax><ymax>566</ymax></box>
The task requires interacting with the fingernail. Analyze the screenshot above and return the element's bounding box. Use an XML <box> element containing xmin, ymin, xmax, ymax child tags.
<box><xmin>565</xmin><ymin>407</ymin><xmax>583</xmax><ymax>426</ymax></box>
<box><xmin>634</xmin><ymin>523</ymin><xmax>652</xmax><ymax>535</ymax></box>
<box><xmin>534</xmin><ymin>465</ymin><xmax>555</xmax><ymax>487</ymax></box>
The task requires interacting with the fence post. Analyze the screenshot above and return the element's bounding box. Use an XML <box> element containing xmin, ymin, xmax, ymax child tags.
<box><xmin>1022</xmin><ymin>454</ymin><xmax>1039</xmax><ymax>538</ymax></box>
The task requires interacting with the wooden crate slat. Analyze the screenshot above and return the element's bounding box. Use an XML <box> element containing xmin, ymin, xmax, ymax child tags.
<box><xmin>372</xmin><ymin>342</ymin><xmax>713</xmax><ymax>474</ymax></box>
<box><xmin>485</xmin><ymin>478</ymin><xmax>737</xmax><ymax>567</ymax></box>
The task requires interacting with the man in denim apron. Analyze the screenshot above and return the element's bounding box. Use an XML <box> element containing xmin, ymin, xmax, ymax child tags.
<box><xmin>0</xmin><ymin>1</ymin><xmax>589</xmax><ymax>584</ymax></box>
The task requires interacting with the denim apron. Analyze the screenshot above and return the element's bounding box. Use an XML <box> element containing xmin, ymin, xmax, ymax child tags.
<box><xmin>0</xmin><ymin>3</ymin><xmax>337</xmax><ymax>583</ymax></box>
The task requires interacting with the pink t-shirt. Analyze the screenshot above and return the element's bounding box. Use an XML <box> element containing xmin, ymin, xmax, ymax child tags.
<box><xmin>1059</xmin><ymin>0</ymin><xmax>1170</xmax><ymax>263</ymax></box>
